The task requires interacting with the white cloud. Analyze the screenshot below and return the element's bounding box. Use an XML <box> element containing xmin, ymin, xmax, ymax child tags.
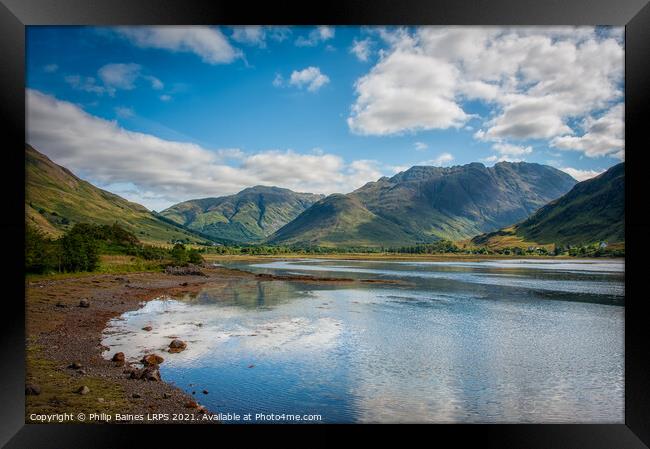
<box><xmin>65</xmin><ymin>75</ymin><xmax>114</xmax><ymax>96</ymax></box>
<box><xmin>26</xmin><ymin>90</ymin><xmax>380</xmax><ymax>209</ymax></box>
<box><xmin>551</xmin><ymin>104</ymin><xmax>624</xmax><ymax>159</ymax></box>
<box><xmin>231</xmin><ymin>26</ymin><xmax>266</xmax><ymax>47</ymax></box>
<box><xmin>116</xmin><ymin>26</ymin><xmax>241</xmax><ymax>64</ymax></box>
<box><xmin>98</xmin><ymin>63</ymin><xmax>141</xmax><ymax>90</ymax></box>
<box><xmin>414</xmin><ymin>141</ymin><xmax>428</xmax><ymax>151</ymax></box>
<box><xmin>272</xmin><ymin>73</ymin><xmax>284</xmax><ymax>87</ymax></box>
<box><xmin>350</xmin><ymin>38</ymin><xmax>373</xmax><ymax>61</ymax></box>
<box><xmin>289</xmin><ymin>67</ymin><xmax>330</xmax><ymax>92</ymax></box>
<box><xmin>295</xmin><ymin>26</ymin><xmax>335</xmax><ymax>47</ymax></box>
<box><xmin>421</xmin><ymin>152</ymin><xmax>454</xmax><ymax>166</ymax></box>
<box><xmin>160</xmin><ymin>94</ymin><xmax>172</xmax><ymax>102</ymax></box>
<box><xmin>67</xmin><ymin>63</ymin><xmax>164</xmax><ymax>96</ymax></box>
<box><xmin>114</xmin><ymin>106</ymin><xmax>134</xmax><ymax>118</ymax></box>
<box><xmin>348</xmin><ymin>49</ymin><xmax>468</xmax><ymax>135</ymax></box>
<box><xmin>43</xmin><ymin>64</ymin><xmax>58</xmax><ymax>73</ymax></box>
<box><xmin>348</xmin><ymin>26</ymin><xmax>624</xmax><ymax>160</ymax></box>
<box><xmin>492</xmin><ymin>142</ymin><xmax>533</xmax><ymax>156</ymax></box>
<box><xmin>560</xmin><ymin>167</ymin><xmax>605</xmax><ymax>181</ymax></box>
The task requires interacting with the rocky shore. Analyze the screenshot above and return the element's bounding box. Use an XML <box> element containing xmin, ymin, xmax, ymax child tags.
<box><xmin>25</xmin><ymin>263</ymin><xmax>382</xmax><ymax>423</ymax></box>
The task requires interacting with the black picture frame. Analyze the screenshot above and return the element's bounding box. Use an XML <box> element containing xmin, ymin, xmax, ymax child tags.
<box><xmin>2</xmin><ymin>0</ymin><xmax>648</xmax><ymax>446</ymax></box>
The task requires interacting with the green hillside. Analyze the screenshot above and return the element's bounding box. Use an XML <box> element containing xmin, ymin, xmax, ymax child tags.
<box><xmin>472</xmin><ymin>162</ymin><xmax>624</xmax><ymax>247</ymax></box>
<box><xmin>270</xmin><ymin>162</ymin><xmax>577</xmax><ymax>248</ymax></box>
<box><xmin>25</xmin><ymin>144</ymin><xmax>208</xmax><ymax>245</ymax></box>
<box><xmin>160</xmin><ymin>186</ymin><xmax>323</xmax><ymax>243</ymax></box>
<box><xmin>268</xmin><ymin>194</ymin><xmax>415</xmax><ymax>247</ymax></box>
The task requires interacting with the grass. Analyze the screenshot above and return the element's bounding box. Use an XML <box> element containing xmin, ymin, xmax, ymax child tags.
<box><xmin>26</xmin><ymin>345</ymin><xmax>131</xmax><ymax>421</ymax></box>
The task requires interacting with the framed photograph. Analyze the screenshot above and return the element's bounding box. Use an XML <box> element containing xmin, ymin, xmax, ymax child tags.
<box><xmin>2</xmin><ymin>0</ymin><xmax>649</xmax><ymax>446</ymax></box>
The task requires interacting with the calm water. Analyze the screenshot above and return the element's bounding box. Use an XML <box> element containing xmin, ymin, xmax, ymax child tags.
<box><xmin>102</xmin><ymin>258</ymin><xmax>624</xmax><ymax>423</ymax></box>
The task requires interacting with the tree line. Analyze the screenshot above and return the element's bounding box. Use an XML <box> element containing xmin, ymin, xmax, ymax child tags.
<box><xmin>26</xmin><ymin>222</ymin><xmax>203</xmax><ymax>274</ymax></box>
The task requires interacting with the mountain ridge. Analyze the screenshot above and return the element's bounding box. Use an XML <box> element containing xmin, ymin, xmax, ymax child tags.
<box><xmin>269</xmin><ymin>161</ymin><xmax>577</xmax><ymax>247</ymax></box>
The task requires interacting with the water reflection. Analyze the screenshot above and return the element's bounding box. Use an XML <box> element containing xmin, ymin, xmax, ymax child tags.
<box><xmin>102</xmin><ymin>259</ymin><xmax>624</xmax><ymax>423</ymax></box>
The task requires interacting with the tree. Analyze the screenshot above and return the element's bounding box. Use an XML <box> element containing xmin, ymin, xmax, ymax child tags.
<box><xmin>170</xmin><ymin>243</ymin><xmax>190</xmax><ymax>266</ymax></box>
<box><xmin>60</xmin><ymin>227</ymin><xmax>99</xmax><ymax>272</ymax></box>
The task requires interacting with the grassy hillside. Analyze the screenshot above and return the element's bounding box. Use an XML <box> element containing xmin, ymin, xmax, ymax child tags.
<box><xmin>472</xmin><ymin>163</ymin><xmax>624</xmax><ymax>248</ymax></box>
<box><xmin>160</xmin><ymin>186</ymin><xmax>323</xmax><ymax>243</ymax></box>
<box><xmin>268</xmin><ymin>194</ymin><xmax>415</xmax><ymax>247</ymax></box>
<box><xmin>26</xmin><ymin>144</ymin><xmax>207</xmax><ymax>245</ymax></box>
<box><xmin>270</xmin><ymin>162</ymin><xmax>576</xmax><ymax>248</ymax></box>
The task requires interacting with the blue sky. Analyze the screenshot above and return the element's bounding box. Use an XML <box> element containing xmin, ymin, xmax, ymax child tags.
<box><xmin>26</xmin><ymin>26</ymin><xmax>624</xmax><ymax>210</ymax></box>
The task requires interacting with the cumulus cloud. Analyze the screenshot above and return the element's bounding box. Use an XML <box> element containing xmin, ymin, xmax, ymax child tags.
<box><xmin>289</xmin><ymin>67</ymin><xmax>330</xmax><ymax>92</ymax></box>
<box><xmin>230</xmin><ymin>26</ymin><xmax>292</xmax><ymax>48</ymax></box>
<box><xmin>65</xmin><ymin>75</ymin><xmax>113</xmax><ymax>96</ymax></box>
<box><xmin>421</xmin><ymin>152</ymin><xmax>454</xmax><ymax>166</ymax></box>
<box><xmin>295</xmin><ymin>26</ymin><xmax>335</xmax><ymax>47</ymax></box>
<box><xmin>230</xmin><ymin>26</ymin><xmax>266</xmax><ymax>47</ymax></box>
<box><xmin>67</xmin><ymin>63</ymin><xmax>164</xmax><ymax>96</ymax></box>
<box><xmin>560</xmin><ymin>167</ymin><xmax>605</xmax><ymax>182</ymax></box>
<box><xmin>350</xmin><ymin>38</ymin><xmax>373</xmax><ymax>61</ymax></box>
<box><xmin>116</xmin><ymin>26</ymin><xmax>241</xmax><ymax>64</ymax></box>
<box><xmin>414</xmin><ymin>141</ymin><xmax>428</xmax><ymax>151</ymax></box>
<box><xmin>43</xmin><ymin>64</ymin><xmax>58</xmax><ymax>73</ymax></box>
<box><xmin>551</xmin><ymin>103</ymin><xmax>624</xmax><ymax>159</ymax></box>
<box><xmin>26</xmin><ymin>90</ymin><xmax>380</xmax><ymax>210</ymax></box>
<box><xmin>160</xmin><ymin>94</ymin><xmax>172</xmax><ymax>102</ymax></box>
<box><xmin>492</xmin><ymin>142</ymin><xmax>533</xmax><ymax>156</ymax></box>
<box><xmin>114</xmin><ymin>106</ymin><xmax>134</xmax><ymax>118</ymax></box>
<box><xmin>98</xmin><ymin>63</ymin><xmax>142</xmax><ymax>90</ymax></box>
<box><xmin>348</xmin><ymin>49</ymin><xmax>468</xmax><ymax>135</ymax></box>
<box><xmin>348</xmin><ymin>26</ymin><xmax>624</xmax><ymax>160</ymax></box>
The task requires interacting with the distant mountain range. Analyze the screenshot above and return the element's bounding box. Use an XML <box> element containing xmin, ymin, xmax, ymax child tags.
<box><xmin>27</xmin><ymin>144</ymin><xmax>623</xmax><ymax>249</ymax></box>
<box><xmin>25</xmin><ymin>145</ymin><xmax>207</xmax><ymax>245</ymax></box>
<box><xmin>269</xmin><ymin>162</ymin><xmax>577</xmax><ymax>247</ymax></box>
<box><xmin>159</xmin><ymin>186</ymin><xmax>323</xmax><ymax>243</ymax></box>
<box><xmin>472</xmin><ymin>162</ymin><xmax>624</xmax><ymax>248</ymax></box>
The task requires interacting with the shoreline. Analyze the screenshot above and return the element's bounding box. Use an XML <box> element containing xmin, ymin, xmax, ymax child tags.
<box><xmin>25</xmin><ymin>263</ymin><xmax>391</xmax><ymax>423</ymax></box>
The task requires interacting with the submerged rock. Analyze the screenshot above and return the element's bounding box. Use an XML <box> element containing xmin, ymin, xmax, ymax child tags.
<box><xmin>168</xmin><ymin>339</ymin><xmax>187</xmax><ymax>353</ymax></box>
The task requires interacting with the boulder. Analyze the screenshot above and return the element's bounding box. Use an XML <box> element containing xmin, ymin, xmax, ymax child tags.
<box><xmin>142</xmin><ymin>366</ymin><xmax>161</xmax><ymax>382</ymax></box>
<box><xmin>79</xmin><ymin>299</ymin><xmax>90</xmax><ymax>308</ymax></box>
<box><xmin>68</xmin><ymin>362</ymin><xmax>83</xmax><ymax>370</ymax></box>
<box><xmin>168</xmin><ymin>339</ymin><xmax>187</xmax><ymax>353</ymax></box>
<box><xmin>202</xmin><ymin>390</ymin><xmax>208</xmax><ymax>395</ymax></box>
<box><xmin>127</xmin><ymin>368</ymin><xmax>143</xmax><ymax>380</ymax></box>
<box><xmin>77</xmin><ymin>386</ymin><xmax>90</xmax><ymax>395</ymax></box>
<box><xmin>163</xmin><ymin>392</ymin><xmax>171</xmax><ymax>399</ymax></box>
<box><xmin>132</xmin><ymin>392</ymin><xmax>141</xmax><ymax>398</ymax></box>
<box><xmin>111</xmin><ymin>352</ymin><xmax>125</xmax><ymax>362</ymax></box>
<box><xmin>25</xmin><ymin>383</ymin><xmax>41</xmax><ymax>395</ymax></box>
<box><xmin>55</xmin><ymin>302</ymin><xmax>66</xmax><ymax>308</ymax></box>
<box><xmin>141</xmin><ymin>354</ymin><xmax>164</xmax><ymax>366</ymax></box>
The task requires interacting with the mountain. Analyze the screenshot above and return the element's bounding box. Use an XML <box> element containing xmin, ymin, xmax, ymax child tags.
<box><xmin>472</xmin><ymin>162</ymin><xmax>624</xmax><ymax>247</ymax></box>
<box><xmin>268</xmin><ymin>194</ymin><xmax>415</xmax><ymax>247</ymax></box>
<box><xmin>160</xmin><ymin>186</ymin><xmax>323</xmax><ymax>243</ymax></box>
<box><xmin>25</xmin><ymin>144</ymin><xmax>208</xmax><ymax>244</ymax></box>
<box><xmin>269</xmin><ymin>162</ymin><xmax>577</xmax><ymax>248</ymax></box>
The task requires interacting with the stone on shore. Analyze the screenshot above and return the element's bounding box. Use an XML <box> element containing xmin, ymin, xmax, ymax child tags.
<box><xmin>79</xmin><ymin>299</ymin><xmax>90</xmax><ymax>308</ymax></box>
<box><xmin>142</xmin><ymin>325</ymin><xmax>153</xmax><ymax>331</ymax></box>
<box><xmin>141</xmin><ymin>354</ymin><xmax>164</xmax><ymax>366</ymax></box>
<box><xmin>111</xmin><ymin>352</ymin><xmax>125</xmax><ymax>362</ymax></box>
<box><xmin>25</xmin><ymin>384</ymin><xmax>41</xmax><ymax>395</ymax></box>
<box><xmin>77</xmin><ymin>385</ymin><xmax>90</xmax><ymax>395</ymax></box>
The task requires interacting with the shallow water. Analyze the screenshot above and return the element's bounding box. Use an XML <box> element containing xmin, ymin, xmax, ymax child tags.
<box><xmin>103</xmin><ymin>258</ymin><xmax>624</xmax><ymax>423</ymax></box>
